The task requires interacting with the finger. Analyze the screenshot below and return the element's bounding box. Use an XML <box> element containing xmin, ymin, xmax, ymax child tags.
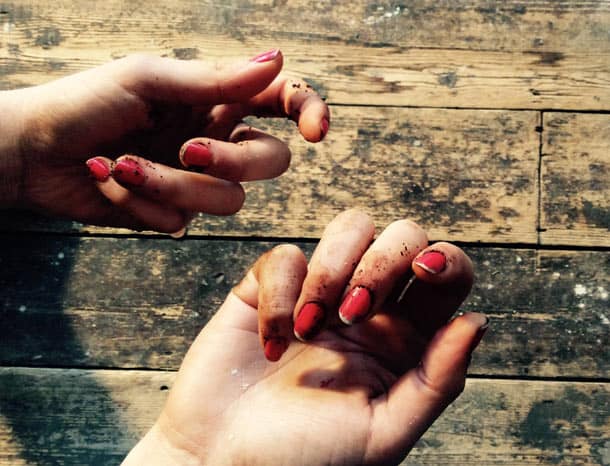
<box><xmin>87</xmin><ymin>157</ymin><xmax>187</xmax><ymax>233</ymax></box>
<box><xmin>110</xmin><ymin>155</ymin><xmax>245</xmax><ymax>215</ymax></box>
<box><xmin>115</xmin><ymin>50</ymin><xmax>283</xmax><ymax>105</ymax></box>
<box><xmin>179</xmin><ymin>123</ymin><xmax>291</xmax><ymax>182</ymax></box>
<box><xmin>246</xmin><ymin>76</ymin><xmax>330</xmax><ymax>142</ymax></box>
<box><xmin>400</xmin><ymin>243</ymin><xmax>474</xmax><ymax>339</ymax></box>
<box><xmin>292</xmin><ymin>209</ymin><xmax>375</xmax><ymax>341</ymax></box>
<box><xmin>367</xmin><ymin>312</ymin><xmax>489</xmax><ymax>465</ymax></box>
<box><xmin>338</xmin><ymin>220</ymin><xmax>428</xmax><ymax>325</ymax></box>
<box><xmin>232</xmin><ymin>244</ymin><xmax>308</xmax><ymax>362</ymax></box>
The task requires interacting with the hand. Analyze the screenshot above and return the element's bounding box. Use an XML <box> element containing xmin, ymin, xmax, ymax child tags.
<box><xmin>123</xmin><ymin>210</ymin><xmax>488</xmax><ymax>465</ymax></box>
<box><xmin>0</xmin><ymin>49</ymin><xmax>329</xmax><ymax>232</ymax></box>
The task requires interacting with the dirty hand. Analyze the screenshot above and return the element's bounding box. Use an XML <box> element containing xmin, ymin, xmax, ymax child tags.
<box><xmin>0</xmin><ymin>49</ymin><xmax>329</xmax><ymax>233</ymax></box>
<box><xmin>123</xmin><ymin>210</ymin><xmax>488</xmax><ymax>466</ymax></box>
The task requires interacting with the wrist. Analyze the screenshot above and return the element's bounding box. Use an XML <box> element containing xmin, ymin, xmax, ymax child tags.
<box><xmin>0</xmin><ymin>89</ymin><xmax>27</xmax><ymax>207</ymax></box>
<box><xmin>122</xmin><ymin>421</ymin><xmax>203</xmax><ymax>466</ymax></box>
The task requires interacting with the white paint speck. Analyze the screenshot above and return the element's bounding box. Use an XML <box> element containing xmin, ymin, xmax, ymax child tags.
<box><xmin>18</xmin><ymin>305</ymin><xmax>26</xmax><ymax>312</ymax></box>
<box><xmin>32</xmin><ymin>354</ymin><xmax>42</xmax><ymax>360</ymax></box>
<box><xmin>515</xmin><ymin>256</ymin><xmax>522</xmax><ymax>263</ymax></box>
<box><xmin>486</xmin><ymin>283</ymin><xmax>494</xmax><ymax>290</ymax></box>
<box><xmin>57</xmin><ymin>252</ymin><xmax>64</xmax><ymax>259</ymax></box>
<box><xmin>600</xmin><ymin>314</ymin><xmax>610</xmax><ymax>326</ymax></box>
<box><xmin>574</xmin><ymin>284</ymin><xmax>587</xmax><ymax>296</ymax></box>
<box><xmin>596</xmin><ymin>287</ymin><xmax>608</xmax><ymax>300</ymax></box>
<box><xmin>552</xmin><ymin>272</ymin><xmax>561</xmax><ymax>279</ymax></box>
<box><xmin>413</xmin><ymin>139</ymin><xmax>422</xmax><ymax>147</ymax></box>
<box><xmin>231</xmin><ymin>368</ymin><xmax>239</xmax><ymax>376</ymax></box>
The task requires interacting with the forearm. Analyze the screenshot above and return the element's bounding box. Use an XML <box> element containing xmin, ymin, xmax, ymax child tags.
<box><xmin>0</xmin><ymin>89</ymin><xmax>26</xmax><ymax>207</ymax></box>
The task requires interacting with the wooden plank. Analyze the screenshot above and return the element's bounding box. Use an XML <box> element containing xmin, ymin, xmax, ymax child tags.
<box><xmin>0</xmin><ymin>1</ymin><xmax>608</xmax><ymax>109</ymax></box>
<box><xmin>541</xmin><ymin>113</ymin><xmax>610</xmax><ymax>246</ymax></box>
<box><xmin>1</xmin><ymin>236</ymin><xmax>607</xmax><ymax>378</ymax></box>
<box><xmin>0</xmin><ymin>368</ymin><xmax>607</xmax><ymax>465</ymax></box>
<box><xmin>1</xmin><ymin>107</ymin><xmax>540</xmax><ymax>244</ymax></box>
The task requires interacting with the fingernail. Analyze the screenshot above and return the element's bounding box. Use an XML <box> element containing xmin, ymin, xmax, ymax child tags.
<box><xmin>470</xmin><ymin>315</ymin><xmax>490</xmax><ymax>353</ymax></box>
<box><xmin>113</xmin><ymin>158</ymin><xmax>145</xmax><ymax>187</ymax></box>
<box><xmin>264</xmin><ymin>337</ymin><xmax>288</xmax><ymax>362</ymax></box>
<box><xmin>182</xmin><ymin>143</ymin><xmax>212</xmax><ymax>167</ymax></box>
<box><xmin>250</xmin><ymin>48</ymin><xmax>280</xmax><ymax>63</ymax></box>
<box><xmin>414</xmin><ymin>251</ymin><xmax>447</xmax><ymax>274</ymax></box>
<box><xmin>339</xmin><ymin>286</ymin><xmax>372</xmax><ymax>325</ymax></box>
<box><xmin>169</xmin><ymin>226</ymin><xmax>187</xmax><ymax>239</ymax></box>
<box><xmin>320</xmin><ymin>117</ymin><xmax>329</xmax><ymax>140</ymax></box>
<box><xmin>86</xmin><ymin>157</ymin><xmax>110</xmax><ymax>182</ymax></box>
<box><xmin>294</xmin><ymin>302</ymin><xmax>325</xmax><ymax>341</ymax></box>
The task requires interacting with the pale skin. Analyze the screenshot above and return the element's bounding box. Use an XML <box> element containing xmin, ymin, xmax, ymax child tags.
<box><xmin>123</xmin><ymin>210</ymin><xmax>487</xmax><ymax>466</ymax></box>
<box><xmin>0</xmin><ymin>49</ymin><xmax>329</xmax><ymax>232</ymax></box>
<box><xmin>0</xmin><ymin>53</ymin><xmax>487</xmax><ymax>465</ymax></box>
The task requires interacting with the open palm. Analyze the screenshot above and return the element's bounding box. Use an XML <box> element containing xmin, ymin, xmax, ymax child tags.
<box><xmin>129</xmin><ymin>211</ymin><xmax>487</xmax><ymax>466</ymax></box>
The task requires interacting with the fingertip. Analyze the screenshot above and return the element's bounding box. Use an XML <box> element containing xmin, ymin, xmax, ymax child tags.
<box><xmin>264</xmin><ymin>336</ymin><xmax>288</xmax><ymax>362</ymax></box>
<box><xmin>86</xmin><ymin>157</ymin><xmax>112</xmax><ymax>182</ymax></box>
<box><xmin>412</xmin><ymin>242</ymin><xmax>473</xmax><ymax>287</ymax></box>
<box><xmin>297</xmin><ymin>103</ymin><xmax>330</xmax><ymax>143</ymax></box>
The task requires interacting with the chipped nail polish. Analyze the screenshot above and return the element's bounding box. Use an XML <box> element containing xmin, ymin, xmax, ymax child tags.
<box><xmin>320</xmin><ymin>117</ymin><xmax>329</xmax><ymax>140</ymax></box>
<box><xmin>264</xmin><ymin>337</ymin><xmax>288</xmax><ymax>362</ymax></box>
<box><xmin>414</xmin><ymin>251</ymin><xmax>447</xmax><ymax>274</ymax></box>
<box><xmin>250</xmin><ymin>48</ymin><xmax>280</xmax><ymax>63</ymax></box>
<box><xmin>113</xmin><ymin>158</ymin><xmax>145</xmax><ymax>187</ymax></box>
<box><xmin>182</xmin><ymin>143</ymin><xmax>212</xmax><ymax>167</ymax></box>
<box><xmin>339</xmin><ymin>286</ymin><xmax>372</xmax><ymax>325</ymax></box>
<box><xmin>86</xmin><ymin>157</ymin><xmax>110</xmax><ymax>182</ymax></box>
<box><xmin>294</xmin><ymin>302</ymin><xmax>325</xmax><ymax>341</ymax></box>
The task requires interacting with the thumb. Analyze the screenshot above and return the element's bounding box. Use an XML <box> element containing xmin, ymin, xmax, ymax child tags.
<box><xmin>116</xmin><ymin>49</ymin><xmax>283</xmax><ymax>105</ymax></box>
<box><xmin>367</xmin><ymin>312</ymin><xmax>489</xmax><ymax>465</ymax></box>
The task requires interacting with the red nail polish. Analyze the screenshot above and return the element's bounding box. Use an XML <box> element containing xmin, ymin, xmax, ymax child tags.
<box><xmin>182</xmin><ymin>143</ymin><xmax>212</xmax><ymax>167</ymax></box>
<box><xmin>86</xmin><ymin>157</ymin><xmax>110</xmax><ymax>182</ymax></box>
<box><xmin>250</xmin><ymin>48</ymin><xmax>280</xmax><ymax>63</ymax></box>
<box><xmin>320</xmin><ymin>117</ymin><xmax>329</xmax><ymax>139</ymax></box>
<box><xmin>113</xmin><ymin>158</ymin><xmax>145</xmax><ymax>187</ymax></box>
<box><xmin>264</xmin><ymin>337</ymin><xmax>288</xmax><ymax>362</ymax></box>
<box><xmin>294</xmin><ymin>302</ymin><xmax>325</xmax><ymax>341</ymax></box>
<box><xmin>414</xmin><ymin>251</ymin><xmax>447</xmax><ymax>274</ymax></box>
<box><xmin>339</xmin><ymin>286</ymin><xmax>372</xmax><ymax>325</ymax></box>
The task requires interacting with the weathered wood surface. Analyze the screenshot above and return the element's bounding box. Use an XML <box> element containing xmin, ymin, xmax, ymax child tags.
<box><xmin>1</xmin><ymin>107</ymin><xmax>541</xmax><ymax>244</ymax></box>
<box><xmin>0</xmin><ymin>1</ymin><xmax>609</xmax><ymax>110</ymax></box>
<box><xmin>1</xmin><ymin>236</ymin><xmax>608</xmax><ymax>378</ymax></box>
<box><xmin>541</xmin><ymin>113</ymin><xmax>610</xmax><ymax>247</ymax></box>
<box><xmin>0</xmin><ymin>368</ymin><xmax>608</xmax><ymax>465</ymax></box>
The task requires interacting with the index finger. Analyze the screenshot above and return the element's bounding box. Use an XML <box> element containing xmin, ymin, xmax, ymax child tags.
<box><xmin>246</xmin><ymin>75</ymin><xmax>331</xmax><ymax>142</ymax></box>
<box><xmin>115</xmin><ymin>50</ymin><xmax>284</xmax><ymax>105</ymax></box>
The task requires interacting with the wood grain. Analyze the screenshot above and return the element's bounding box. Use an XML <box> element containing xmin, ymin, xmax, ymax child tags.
<box><xmin>540</xmin><ymin>113</ymin><xmax>610</xmax><ymax>246</ymax></box>
<box><xmin>1</xmin><ymin>107</ymin><xmax>540</xmax><ymax>244</ymax></box>
<box><xmin>0</xmin><ymin>367</ymin><xmax>607</xmax><ymax>465</ymax></box>
<box><xmin>0</xmin><ymin>1</ymin><xmax>608</xmax><ymax>109</ymax></box>
<box><xmin>1</xmin><ymin>236</ymin><xmax>607</xmax><ymax>378</ymax></box>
